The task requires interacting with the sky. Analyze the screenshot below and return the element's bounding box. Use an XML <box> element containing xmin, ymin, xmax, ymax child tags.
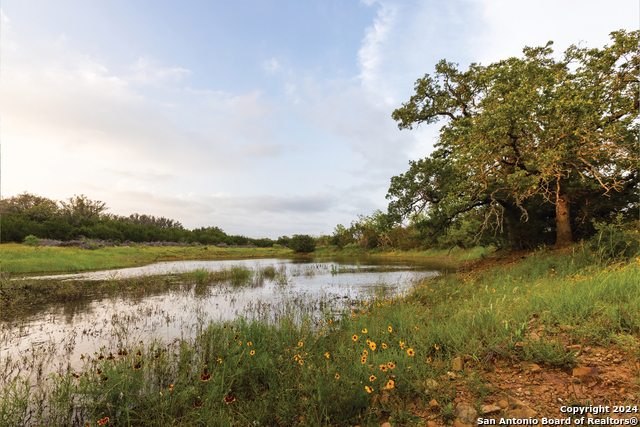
<box><xmin>1</xmin><ymin>0</ymin><xmax>638</xmax><ymax>239</ymax></box>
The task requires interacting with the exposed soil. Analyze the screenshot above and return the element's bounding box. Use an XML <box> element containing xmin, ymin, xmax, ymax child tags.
<box><xmin>365</xmin><ymin>249</ymin><xmax>640</xmax><ymax>426</ymax></box>
<box><xmin>400</xmin><ymin>343</ymin><xmax>640</xmax><ymax>426</ymax></box>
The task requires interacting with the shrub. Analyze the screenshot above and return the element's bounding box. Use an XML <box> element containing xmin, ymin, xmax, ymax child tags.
<box><xmin>23</xmin><ymin>235</ymin><xmax>40</xmax><ymax>247</ymax></box>
<box><xmin>262</xmin><ymin>266</ymin><xmax>276</xmax><ymax>279</ymax></box>
<box><xmin>288</xmin><ymin>234</ymin><xmax>316</xmax><ymax>253</ymax></box>
<box><xmin>273</xmin><ymin>243</ymin><xmax>281</xmax><ymax>249</ymax></box>
<box><xmin>589</xmin><ymin>216</ymin><xmax>640</xmax><ymax>261</ymax></box>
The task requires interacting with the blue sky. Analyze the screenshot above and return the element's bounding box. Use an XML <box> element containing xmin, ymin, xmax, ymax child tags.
<box><xmin>2</xmin><ymin>0</ymin><xmax>638</xmax><ymax>238</ymax></box>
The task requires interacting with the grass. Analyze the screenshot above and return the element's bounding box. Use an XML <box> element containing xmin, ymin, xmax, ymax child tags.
<box><xmin>0</xmin><ymin>242</ymin><xmax>490</xmax><ymax>276</ymax></box>
<box><xmin>1</xmin><ymin>245</ymin><xmax>639</xmax><ymax>426</ymax></box>
<box><xmin>0</xmin><ymin>264</ymin><xmax>272</xmax><ymax>321</ymax></box>
<box><xmin>0</xmin><ymin>243</ymin><xmax>293</xmax><ymax>275</ymax></box>
<box><xmin>313</xmin><ymin>245</ymin><xmax>495</xmax><ymax>264</ymax></box>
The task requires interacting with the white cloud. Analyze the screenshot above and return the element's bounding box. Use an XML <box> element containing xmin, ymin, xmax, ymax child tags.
<box><xmin>470</xmin><ymin>0</ymin><xmax>639</xmax><ymax>64</ymax></box>
<box><xmin>5</xmin><ymin>1</ymin><xmax>634</xmax><ymax>240</ymax></box>
<box><xmin>357</xmin><ymin>1</ymin><xmax>398</xmax><ymax>104</ymax></box>
<box><xmin>284</xmin><ymin>83</ymin><xmax>300</xmax><ymax>104</ymax></box>
<box><xmin>2</xmin><ymin>28</ymin><xmax>281</xmax><ymax>180</ymax></box>
<box><xmin>1</xmin><ymin>14</ymin><xmax>285</xmax><ymax>227</ymax></box>
<box><xmin>263</xmin><ymin>57</ymin><xmax>282</xmax><ymax>73</ymax></box>
<box><xmin>238</xmin><ymin>142</ymin><xmax>285</xmax><ymax>158</ymax></box>
<box><xmin>128</xmin><ymin>57</ymin><xmax>192</xmax><ymax>84</ymax></box>
<box><xmin>1</xmin><ymin>9</ymin><xmax>18</xmax><ymax>51</ymax></box>
<box><xmin>211</xmin><ymin>192</ymin><xmax>334</xmax><ymax>214</ymax></box>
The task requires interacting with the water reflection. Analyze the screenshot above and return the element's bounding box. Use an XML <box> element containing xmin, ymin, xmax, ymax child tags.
<box><xmin>1</xmin><ymin>257</ymin><xmax>441</xmax><ymax>385</ymax></box>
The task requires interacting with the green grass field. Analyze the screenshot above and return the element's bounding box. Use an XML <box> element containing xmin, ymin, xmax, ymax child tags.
<box><xmin>302</xmin><ymin>245</ymin><xmax>494</xmax><ymax>264</ymax></box>
<box><xmin>0</xmin><ymin>243</ymin><xmax>293</xmax><ymax>275</ymax></box>
<box><xmin>0</xmin><ymin>243</ymin><xmax>492</xmax><ymax>276</ymax></box>
<box><xmin>1</xmin><ymin>245</ymin><xmax>638</xmax><ymax>426</ymax></box>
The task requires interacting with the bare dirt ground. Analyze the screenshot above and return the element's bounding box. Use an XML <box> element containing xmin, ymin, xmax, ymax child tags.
<box><xmin>367</xmin><ymin>249</ymin><xmax>640</xmax><ymax>426</ymax></box>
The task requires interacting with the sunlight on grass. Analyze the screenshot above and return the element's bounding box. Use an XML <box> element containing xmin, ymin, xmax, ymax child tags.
<box><xmin>0</xmin><ymin>243</ymin><xmax>292</xmax><ymax>274</ymax></box>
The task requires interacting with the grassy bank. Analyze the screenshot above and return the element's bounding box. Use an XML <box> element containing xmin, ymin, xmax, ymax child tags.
<box><xmin>0</xmin><ymin>242</ymin><xmax>491</xmax><ymax>276</ymax></box>
<box><xmin>0</xmin><ymin>243</ymin><xmax>293</xmax><ymax>275</ymax></box>
<box><xmin>1</xmin><ymin>245</ymin><xmax>638</xmax><ymax>426</ymax></box>
<box><xmin>313</xmin><ymin>245</ymin><xmax>495</xmax><ymax>264</ymax></box>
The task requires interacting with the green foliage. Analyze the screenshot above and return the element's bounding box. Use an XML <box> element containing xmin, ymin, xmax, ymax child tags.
<box><xmin>261</xmin><ymin>266</ymin><xmax>277</xmax><ymax>280</ymax></box>
<box><xmin>315</xmin><ymin>234</ymin><xmax>331</xmax><ymax>247</ymax></box>
<box><xmin>229</xmin><ymin>265</ymin><xmax>253</xmax><ymax>285</ymax></box>
<box><xmin>589</xmin><ymin>216</ymin><xmax>640</xmax><ymax>262</ymax></box>
<box><xmin>0</xmin><ymin>192</ymin><xmax>60</xmax><ymax>221</ymax></box>
<box><xmin>186</xmin><ymin>267</ymin><xmax>209</xmax><ymax>285</ymax></box>
<box><xmin>288</xmin><ymin>234</ymin><xmax>316</xmax><ymax>253</ymax></box>
<box><xmin>59</xmin><ymin>194</ymin><xmax>107</xmax><ymax>227</ymax></box>
<box><xmin>272</xmin><ymin>243</ymin><xmax>281</xmax><ymax>249</ymax></box>
<box><xmin>390</xmin><ymin>30</ymin><xmax>639</xmax><ymax>249</ymax></box>
<box><xmin>22</xmin><ymin>235</ymin><xmax>40</xmax><ymax>247</ymax></box>
<box><xmin>276</xmin><ymin>235</ymin><xmax>291</xmax><ymax>247</ymax></box>
<box><xmin>0</xmin><ymin>192</ymin><xmax>281</xmax><ymax>247</ymax></box>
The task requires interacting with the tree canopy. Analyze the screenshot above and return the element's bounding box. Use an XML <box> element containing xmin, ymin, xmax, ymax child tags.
<box><xmin>388</xmin><ymin>30</ymin><xmax>639</xmax><ymax>248</ymax></box>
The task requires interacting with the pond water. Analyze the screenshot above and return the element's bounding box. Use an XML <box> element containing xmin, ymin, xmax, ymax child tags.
<box><xmin>1</xmin><ymin>257</ymin><xmax>444</xmax><ymax>385</ymax></box>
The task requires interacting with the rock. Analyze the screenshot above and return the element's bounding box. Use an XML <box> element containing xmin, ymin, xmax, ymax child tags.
<box><xmin>455</xmin><ymin>403</ymin><xmax>478</xmax><ymax>424</ymax></box>
<box><xmin>453</xmin><ymin>418</ymin><xmax>471</xmax><ymax>427</ymax></box>
<box><xmin>371</xmin><ymin>394</ymin><xmax>380</xmax><ymax>408</ymax></box>
<box><xmin>506</xmin><ymin>398</ymin><xmax>537</xmax><ymax>419</ymax></box>
<box><xmin>381</xmin><ymin>423</ymin><xmax>391</xmax><ymax>427</ymax></box>
<box><xmin>425</xmin><ymin>379</ymin><xmax>438</xmax><ymax>390</ymax></box>
<box><xmin>524</xmin><ymin>363</ymin><xmax>541</xmax><ymax>373</ymax></box>
<box><xmin>572</xmin><ymin>367</ymin><xmax>591</xmax><ymax>377</ymax></box>
<box><xmin>482</xmin><ymin>404</ymin><xmax>502</xmax><ymax>414</ymax></box>
<box><xmin>452</xmin><ymin>357</ymin><xmax>464</xmax><ymax>371</ymax></box>
<box><xmin>414</xmin><ymin>397</ymin><xmax>423</xmax><ymax>409</ymax></box>
<box><xmin>429</xmin><ymin>399</ymin><xmax>440</xmax><ymax>410</ymax></box>
<box><xmin>426</xmin><ymin>421</ymin><xmax>437</xmax><ymax>427</ymax></box>
<box><xmin>496</xmin><ymin>393</ymin><xmax>537</xmax><ymax>418</ymax></box>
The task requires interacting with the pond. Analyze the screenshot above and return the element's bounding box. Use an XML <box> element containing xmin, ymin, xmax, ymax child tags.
<box><xmin>1</xmin><ymin>256</ymin><xmax>445</xmax><ymax>386</ymax></box>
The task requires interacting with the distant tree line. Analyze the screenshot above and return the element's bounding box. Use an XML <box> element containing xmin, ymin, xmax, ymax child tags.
<box><xmin>0</xmin><ymin>192</ymin><xmax>290</xmax><ymax>248</ymax></box>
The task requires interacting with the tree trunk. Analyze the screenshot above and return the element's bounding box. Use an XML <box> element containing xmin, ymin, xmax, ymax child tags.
<box><xmin>555</xmin><ymin>182</ymin><xmax>572</xmax><ymax>247</ymax></box>
<box><xmin>503</xmin><ymin>205</ymin><xmax>521</xmax><ymax>249</ymax></box>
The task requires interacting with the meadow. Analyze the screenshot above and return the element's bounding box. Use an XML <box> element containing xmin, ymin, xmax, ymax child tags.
<box><xmin>1</xmin><ymin>244</ymin><xmax>638</xmax><ymax>426</ymax></box>
<box><xmin>0</xmin><ymin>243</ymin><xmax>491</xmax><ymax>277</ymax></box>
<box><xmin>0</xmin><ymin>243</ymin><xmax>293</xmax><ymax>275</ymax></box>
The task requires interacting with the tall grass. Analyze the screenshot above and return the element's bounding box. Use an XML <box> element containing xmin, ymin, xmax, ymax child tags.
<box><xmin>314</xmin><ymin>245</ymin><xmax>495</xmax><ymax>263</ymax></box>
<box><xmin>1</xmin><ymin>247</ymin><xmax>638</xmax><ymax>426</ymax></box>
<box><xmin>181</xmin><ymin>266</ymin><xmax>254</xmax><ymax>287</ymax></box>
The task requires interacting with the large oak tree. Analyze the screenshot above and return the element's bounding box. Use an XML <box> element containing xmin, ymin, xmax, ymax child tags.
<box><xmin>389</xmin><ymin>30</ymin><xmax>639</xmax><ymax>247</ymax></box>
